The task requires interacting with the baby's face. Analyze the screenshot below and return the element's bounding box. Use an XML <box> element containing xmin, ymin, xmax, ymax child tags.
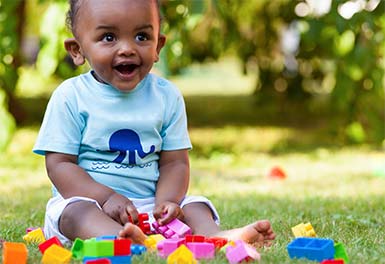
<box><xmin>74</xmin><ymin>0</ymin><xmax>164</xmax><ymax>92</ymax></box>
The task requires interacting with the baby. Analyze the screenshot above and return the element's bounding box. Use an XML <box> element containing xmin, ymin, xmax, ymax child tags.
<box><xmin>33</xmin><ymin>0</ymin><xmax>275</xmax><ymax>246</ymax></box>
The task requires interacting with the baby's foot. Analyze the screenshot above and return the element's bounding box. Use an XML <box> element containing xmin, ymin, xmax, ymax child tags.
<box><xmin>118</xmin><ymin>223</ymin><xmax>147</xmax><ymax>244</ymax></box>
<box><xmin>215</xmin><ymin>220</ymin><xmax>275</xmax><ymax>247</ymax></box>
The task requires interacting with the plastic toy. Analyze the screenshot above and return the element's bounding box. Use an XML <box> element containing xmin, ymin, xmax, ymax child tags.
<box><xmin>39</xmin><ymin>236</ymin><xmax>63</xmax><ymax>254</ymax></box>
<box><xmin>2</xmin><ymin>241</ymin><xmax>28</xmax><ymax>264</ymax></box>
<box><xmin>321</xmin><ymin>260</ymin><xmax>344</xmax><ymax>264</ymax></box>
<box><xmin>291</xmin><ymin>222</ymin><xmax>317</xmax><ymax>237</ymax></box>
<box><xmin>287</xmin><ymin>237</ymin><xmax>335</xmax><ymax>262</ymax></box>
<box><xmin>83</xmin><ymin>238</ymin><xmax>114</xmax><ymax>257</ymax></box>
<box><xmin>23</xmin><ymin>227</ymin><xmax>46</xmax><ymax>244</ymax></box>
<box><xmin>71</xmin><ymin>238</ymin><xmax>85</xmax><ymax>260</ymax></box>
<box><xmin>152</xmin><ymin>218</ymin><xmax>192</xmax><ymax>239</ymax></box>
<box><xmin>267</xmin><ymin>165</ymin><xmax>287</xmax><ymax>179</ymax></box>
<box><xmin>41</xmin><ymin>244</ymin><xmax>72</xmax><ymax>264</ymax></box>
<box><xmin>205</xmin><ymin>237</ymin><xmax>228</xmax><ymax>249</ymax></box>
<box><xmin>186</xmin><ymin>242</ymin><xmax>215</xmax><ymax>259</ymax></box>
<box><xmin>130</xmin><ymin>244</ymin><xmax>147</xmax><ymax>255</ymax></box>
<box><xmin>144</xmin><ymin>234</ymin><xmax>165</xmax><ymax>250</ymax></box>
<box><xmin>157</xmin><ymin>238</ymin><xmax>186</xmax><ymax>257</ymax></box>
<box><xmin>334</xmin><ymin>242</ymin><xmax>349</xmax><ymax>263</ymax></box>
<box><xmin>128</xmin><ymin>213</ymin><xmax>152</xmax><ymax>235</ymax></box>
<box><xmin>185</xmin><ymin>235</ymin><xmax>205</xmax><ymax>243</ymax></box>
<box><xmin>84</xmin><ymin>259</ymin><xmax>112</xmax><ymax>264</ymax></box>
<box><xmin>167</xmin><ymin>244</ymin><xmax>197</xmax><ymax>264</ymax></box>
<box><xmin>225</xmin><ymin>240</ymin><xmax>260</xmax><ymax>264</ymax></box>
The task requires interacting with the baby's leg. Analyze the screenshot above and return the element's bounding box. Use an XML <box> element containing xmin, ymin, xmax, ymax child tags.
<box><xmin>183</xmin><ymin>202</ymin><xmax>275</xmax><ymax>247</ymax></box>
<box><xmin>59</xmin><ymin>201</ymin><xmax>146</xmax><ymax>244</ymax></box>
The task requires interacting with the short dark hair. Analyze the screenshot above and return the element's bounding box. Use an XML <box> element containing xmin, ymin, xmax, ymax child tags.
<box><xmin>66</xmin><ymin>0</ymin><xmax>162</xmax><ymax>35</ymax></box>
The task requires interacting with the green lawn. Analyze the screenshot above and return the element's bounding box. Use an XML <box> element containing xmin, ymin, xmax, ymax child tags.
<box><xmin>1</xmin><ymin>60</ymin><xmax>385</xmax><ymax>263</ymax></box>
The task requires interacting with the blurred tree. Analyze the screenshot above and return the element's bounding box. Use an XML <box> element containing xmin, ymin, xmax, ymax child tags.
<box><xmin>0</xmin><ymin>0</ymin><xmax>384</xmax><ymax>148</ymax></box>
<box><xmin>0</xmin><ymin>0</ymin><xmax>25</xmax><ymax>150</ymax></box>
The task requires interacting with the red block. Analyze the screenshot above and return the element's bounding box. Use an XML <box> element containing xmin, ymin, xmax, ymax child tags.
<box><xmin>268</xmin><ymin>166</ymin><xmax>287</xmax><ymax>179</ymax></box>
<box><xmin>205</xmin><ymin>237</ymin><xmax>228</xmax><ymax>249</ymax></box>
<box><xmin>38</xmin><ymin>236</ymin><xmax>63</xmax><ymax>254</ymax></box>
<box><xmin>114</xmin><ymin>239</ymin><xmax>131</xmax><ymax>256</ymax></box>
<box><xmin>186</xmin><ymin>235</ymin><xmax>205</xmax><ymax>243</ymax></box>
<box><xmin>84</xmin><ymin>259</ymin><xmax>111</xmax><ymax>264</ymax></box>
<box><xmin>321</xmin><ymin>260</ymin><xmax>344</xmax><ymax>264</ymax></box>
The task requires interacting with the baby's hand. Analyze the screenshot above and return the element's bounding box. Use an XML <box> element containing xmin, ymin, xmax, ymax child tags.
<box><xmin>102</xmin><ymin>192</ymin><xmax>139</xmax><ymax>225</ymax></box>
<box><xmin>153</xmin><ymin>201</ymin><xmax>184</xmax><ymax>226</ymax></box>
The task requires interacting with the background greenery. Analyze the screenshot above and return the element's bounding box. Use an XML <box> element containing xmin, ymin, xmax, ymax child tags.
<box><xmin>0</xmin><ymin>0</ymin><xmax>385</xmax><ymax>263</ymax></box>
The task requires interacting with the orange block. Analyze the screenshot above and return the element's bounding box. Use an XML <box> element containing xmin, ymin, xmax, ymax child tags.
<box><xmin>3</xmin><ymin>242</ymin><xmax>28</xmax><ymax>264</ymax></box>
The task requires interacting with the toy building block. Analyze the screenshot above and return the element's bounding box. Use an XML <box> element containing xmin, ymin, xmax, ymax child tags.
<box><xmin>26</xmin><ymin>227</ymin><xmax>39</xmax><ymax>233</ymax></box>
<box><xmin>83</xmin><ymin>238</ymin><xmax>114</xmax><ymax>257</ymax></box>
<box><xmin>83</xmin><ymin>255</ymin><xmax>131</xmax><ymax>264</ymax></box>
<box><xmin>39</xmin><ymin>236</ymin><xmax>63</xmax><ymax>254</ymax></box>
<box><xmin>3</xmin><ymin>241</ymin><xmax>28</xmax><ymax>264</ymax></box>
<box><xmin>167</xmin><ymin>244</ymin><xmax>197</xmax><ymax>264</ymax></box>
<box><xmin>287</xmin><ymin>237</ymin><xmax>335</xmax><ymax>262</ymax></box>
<box><xmin>334</xmin><ymin>242</ymin><xmax>349</xmax><ymax>263</ymax></box>
<box><xmin>130</xmin><ymin>244</ymin><xmax>147</xmax><ymax>255</ymax></box>
<box><xmin>144</xmin><ymin>234</ymin><xmax>165</xmax><ymax>250</ymax></box>
<box><xmin>71</xmin><ymin>238</ymin><xmax>85</xmax><ymax>260</ymax></box>
<box><xmin>205</xmin><ymin>237</ymin><xmax>228</xmax><ymax>249</ymax></box>
<box><xmin>114</xmin><ymin>239</ymin><xmax>131</xmax><ymax>256</ymax></box>
<box><xmin>267</xmin><ymin>165</ymin><xmax>287</xmax><ymax>179</ymax></box>
<box><xmin>225</xmin><ymin>240</ymin><xmax>260</xmax><ymax>264</ymax></box>
<box><xmin>186</xmin><ymin>242</ymin><xmax>215</xmax><ymax>259</ymax></box>
<box><xmin>23</xmin><ymin>227</ymin><xmax>46</xmax><ymax>244</ymax></box>
<box><xmin>185</xmin><ymin>235</ymin><xmax>205</xmax><ymax>243</ymax></box>
<box><xmin>153</xmin><ymin>218</ymin><xmax>192</xmax><ymax>239</ymax></box>
<box><xmin>157</xmin><ymin>238</ymin><xmax>186</xmax><ymax>258</ymax></box>
<box><xmin>321</xmin><ymin>260</ymin><xmax>344</xmax><ymax>264</ymax></box>
<box><xmin>291</xmin><ymin>222</ymin><xmax>317</xmax><ymax>237</ymax></box>
<box><xmin>219</xmin><ymin>241</ymin><xmax>236</xmax><ymax>254</ymax></box>
<box><xmin>96</xmin><ymin>236</ymin><xmax>117</xmax><ymax>240</ymax></box>
<box><xmin>128</xmin><ymin>213</ymin><xmax>152</xmax><ymax>235</ymax></box>
<box><xmin>84</xmin><ymin>259</ymin><xmax>112</xmax><ymax>264</ymax></box>
<box><xmin>41</xmin><ymin>244</ymin><xmax>72</xmax><ymax>264</ymax></box>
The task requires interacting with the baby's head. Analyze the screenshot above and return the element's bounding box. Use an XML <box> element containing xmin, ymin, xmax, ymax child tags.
<box><xmin>66</xmin><ymin>0</ymin><xmax>162</xmax><ymax>37</ymax></box>
<box><xmin>64</xmin><ymin>0</ymin><xmax>165</xmax><ymax>92</ymax></box>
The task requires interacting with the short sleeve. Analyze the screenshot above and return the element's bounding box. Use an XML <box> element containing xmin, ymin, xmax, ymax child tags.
<box><xmin>160</xmin><ymin>91</ymin><xmax>192</xmax><ymax>151</ymax></box>
<box><xmin>33</xmin><ymin>84</ymin><xmax>85</xmax><ymax>156</ymax></box>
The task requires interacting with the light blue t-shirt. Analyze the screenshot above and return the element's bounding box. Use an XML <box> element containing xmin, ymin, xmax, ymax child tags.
<box><xmin>33</xmin><ymin>71</ymin><xmax>192</xmax><ymax>198</ymax></box>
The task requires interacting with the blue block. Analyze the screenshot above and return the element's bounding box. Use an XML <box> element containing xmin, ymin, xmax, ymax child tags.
<box><xmin>130</xmin><ymin>244</ymin><xmax>146</xmax><ymax>255</ymax></box>
<box><xmin>83</xmin><ymin>255</ymin><xmax>131</xmax><ymax>264</ymax></box>
<box><xmin>96</xmin><ymin>235</ymin><xmax>118</xmax><ymax>240</ymax></box>
<box><xmin>287</xmin><ymin>237</ymin><xmax>335</xmax><ymax>262</ymax></box>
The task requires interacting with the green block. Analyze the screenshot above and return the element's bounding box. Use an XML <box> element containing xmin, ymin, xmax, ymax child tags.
<box><xmin>334</xmin><ymin>242</ymin><xmax>349</xmax><ymax>263</ymax></box>
<box><xmin>83</xmin><ymin>239</ymin><xmax>114</xmax><ymax>257</ymax></box>
<box><xmin>71</xmin><ymin>238</ymin><xmax>84</xmax><ymax>260</ymax></box>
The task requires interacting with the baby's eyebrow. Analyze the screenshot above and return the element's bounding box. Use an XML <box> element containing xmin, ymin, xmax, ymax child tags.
<box><xmin>135</xmin><ymin>24</ymin><xmax>154</xmax><ymax>31</ymax></box>
<box><xmin>95</xmin><ymin>25</ymin><xmax>116</xmax><ymax>31</ymax></box>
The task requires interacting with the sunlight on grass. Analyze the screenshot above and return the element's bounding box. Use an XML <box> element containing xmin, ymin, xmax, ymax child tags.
<box><xmin>169</xmin><ymin>57</ymin><xmax>255</xmax><ymax>96</ymax></box>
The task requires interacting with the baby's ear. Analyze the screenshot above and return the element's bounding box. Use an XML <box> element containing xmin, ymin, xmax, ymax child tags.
<box><xmin>155</xmin><ymin>34</ymin><xmax>166</xmax><ymax>62</ymax></box>
<box><xmin>64</xmin><ymin>38</ymin><xmax>85</xmax><ymax>66</ymax></box>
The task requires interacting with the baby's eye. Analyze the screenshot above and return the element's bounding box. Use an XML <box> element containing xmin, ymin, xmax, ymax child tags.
<box><xmin>102</xmin><ymin>33</ymin><xmax>116</xmax><ymax>42</ymax></box>
<box><xmin>136</xmin><ymin>33</ymin><xmax>149</xmax><ymax>42</ymax></box>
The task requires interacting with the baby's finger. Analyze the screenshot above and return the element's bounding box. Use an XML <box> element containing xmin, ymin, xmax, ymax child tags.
<box><xmin>126</xmin><ymin>206</ymin><xmax>139</xmax><ymax>224</ymax></box>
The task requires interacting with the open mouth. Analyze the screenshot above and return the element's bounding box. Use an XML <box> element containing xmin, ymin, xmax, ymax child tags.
<box><xmin>114</xmin><ymin>64</ymin><xmax>138</xmax><ymax>75</ymax></box>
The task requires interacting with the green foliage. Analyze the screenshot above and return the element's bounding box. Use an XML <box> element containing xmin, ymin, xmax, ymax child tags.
<box><xmin>0</xmin><ymin>89</ymin><xmax>16</xmax><ymax>151</ymax></box>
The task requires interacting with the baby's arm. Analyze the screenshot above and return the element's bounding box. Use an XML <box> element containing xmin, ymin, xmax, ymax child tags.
<box><xmin>153</xmin><ymin>149</ymin><xmax>190</xmax><ymax>225</ymax></box>
<box><xmin>45</xmin><ymin>152</ymin><xmax>139</xmax><ymax>224</ymax></box>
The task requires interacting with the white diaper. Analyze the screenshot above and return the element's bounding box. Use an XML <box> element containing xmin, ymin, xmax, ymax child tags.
<box><xmin>43</xmin><ymin>195</ymin><xmax>220</xmax><ymax>245</ymax></box>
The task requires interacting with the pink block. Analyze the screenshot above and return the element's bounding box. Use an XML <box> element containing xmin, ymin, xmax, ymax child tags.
<box><xmin>226</xmin><ymin>240</ymin><xmax>260</xmax><ymax>264</ymax></box>
<box><xmin>152</xmin><ymin>219</ymin><xmax>192</xmax><ymax>239</ymax></box>
<box><xmin>166</xmin><ymin>219</ymin><xmax>192</xmax><ymax>238</ymax></box>
<box><xmin>186</xmin><ymin>242</ymin><xmax>215</xmax><ymax>259</ymax></box>
<box><xmin>157</xmin><ymin>238</ymin><xmax>186</xmax><ymax>258</ymax></box>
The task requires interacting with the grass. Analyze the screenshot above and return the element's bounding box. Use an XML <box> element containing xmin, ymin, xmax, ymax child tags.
<box><xmin>1</xmin><ymin>59</ymin><xmax>385</xmax><ymax>263</ymax></box>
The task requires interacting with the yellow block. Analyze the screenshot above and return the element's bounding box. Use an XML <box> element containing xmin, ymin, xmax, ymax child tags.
<box><xmin>167</xmin><ymin>244</ymin><xmax>197</xmax><ymax>264</ymax></box>
<box><xmin>291</xmin><ymin>222</ymin><xmax>317</xmax><ymax>237</ymax></box>
<box><xmin>23</xmin><ymin>228</ymin><xmax>46</xmax><ymax>244</ymax></box>
<box><xmin>41</xmin><ymin>244</ymin><xmax>72</xmax><ymax>264</ymax></box>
